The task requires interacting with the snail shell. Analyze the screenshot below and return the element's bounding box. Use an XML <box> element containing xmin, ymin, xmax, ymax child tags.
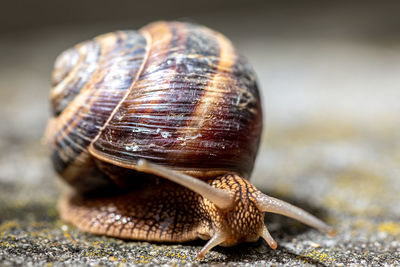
<box><xmin>45</xmin><ymin>21</ymin><xmax>334</xmax><ymax>259</ymax></box>
<box><xmin>48</xmin><ymin>21</ymin><xmax>261</xmax><ymax>193</ymax></box>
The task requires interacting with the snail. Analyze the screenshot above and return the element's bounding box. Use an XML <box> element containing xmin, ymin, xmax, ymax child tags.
<box><xmin>45</xmin><ymin>21</ymin><xmax>335</xmax><ymax>259</ymax></box>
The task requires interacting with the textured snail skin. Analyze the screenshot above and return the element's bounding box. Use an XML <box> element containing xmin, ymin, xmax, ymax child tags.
<box><xmin>58</xmin><ymin>174</ymin><xmax>264</xmax><ymax>245</ymax></box>
<box><xmin>46</xmin><ymin>21</ymin><xmax>334</xmax><ymax>259</ymax></box>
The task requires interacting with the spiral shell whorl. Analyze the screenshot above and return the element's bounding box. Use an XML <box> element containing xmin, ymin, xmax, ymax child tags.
<box><xmin>51</xmin><ymin>40</ymin><xmax>101</xmax><ymax>116</ymax></box>
<box><xmin>48</xmin><ymin>31</ymin><xmax>147</xmax><ymax>187</ymax></box>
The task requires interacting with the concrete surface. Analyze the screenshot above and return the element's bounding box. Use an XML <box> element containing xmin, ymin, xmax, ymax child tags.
<box><xmin>1</xmin><ymin>2</ymin><xmax>400</xmax><ymax>266</ymax></box>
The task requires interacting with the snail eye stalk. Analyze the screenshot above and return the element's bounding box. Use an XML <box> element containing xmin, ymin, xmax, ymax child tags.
<box><xmin>255</xmin><ymin>193</ymin><xmax>337</xmax><ymax>236</ymax></box>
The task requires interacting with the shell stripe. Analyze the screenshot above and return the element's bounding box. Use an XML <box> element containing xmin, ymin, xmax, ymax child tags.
<box><xmin>226</xmin><ymin>55</ymin><xmax>262</xmax><ymax>177</ymax></box>
<box><xmin>50</xmin><ymin>31</ymin><xmax>148</xmax><ymax>175</ymax></box>
<box><xmin>50</xmin><ymin>32</ymin><xmax>125</xmax><ymax>173</ymax></box>
<box><xmin>50</xmin><ymin>40</ymin><xmax>101</xmax><ymax>116</ymax></box>
<box><xmin>52</xmin><ymin>32</ymin><xmax>123</xmax><ymax>144</ymax></box>
<box><xmin>173</xmin><ymin>31</ymin><xmax>236</xmax><ymax>157</ymax></box>
<box><xmin>88</xmin><ymin>22</ymin><xmax>176</xmax><ymax>163</ymax></box>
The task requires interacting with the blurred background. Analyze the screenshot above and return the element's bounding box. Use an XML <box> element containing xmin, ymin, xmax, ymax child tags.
<box><xmin>1</xmin><ymin>1</ymin><xmax>399</xmax><ymax>265</ymax></box>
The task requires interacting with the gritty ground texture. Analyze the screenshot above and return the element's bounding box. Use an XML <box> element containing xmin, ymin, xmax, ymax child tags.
<box><xmin>1</xmin><ymin>2</ymin><xmax>400</xmax><ymax>266</ymax></box>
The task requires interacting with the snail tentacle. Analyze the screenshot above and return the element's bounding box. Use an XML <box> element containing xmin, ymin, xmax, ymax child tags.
<box><xmin>260</xmin><ymin>224</ymin><xmax>277</xmax><ymax>250</ymax></box>
<box><xmin>197</xmin><ymin>231</ymin><xmax>227</xmax><ymax>260</ymax></box>
<box><xmin>255</xmin><ymin>193</ymin><xmax>336</xmax><ymax>236</ymax></box>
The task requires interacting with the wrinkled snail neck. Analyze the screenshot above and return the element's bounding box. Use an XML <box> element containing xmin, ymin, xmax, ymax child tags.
<box><xmin>136</xmin><ymin>159</ymin><xmax>336</xmax><ymax>259</ymax></box>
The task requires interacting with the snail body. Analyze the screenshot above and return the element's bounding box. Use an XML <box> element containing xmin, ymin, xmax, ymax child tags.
<box><xmin>46</xmin><ymin>21</ymin><xmax>334</xmax><ymax>259</ymax></box>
